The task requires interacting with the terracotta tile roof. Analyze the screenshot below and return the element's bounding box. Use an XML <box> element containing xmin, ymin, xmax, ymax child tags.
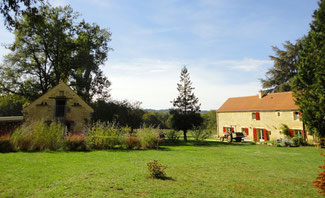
<box><xmin>217</xmin><ymin>92</ymin><xmax>299</xmax><ymax>112</ymax></box>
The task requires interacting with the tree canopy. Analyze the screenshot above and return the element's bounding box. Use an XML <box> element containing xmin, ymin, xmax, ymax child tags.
<box><xmin>0</xmin><ymin>5</ymin><xmax>112</xmax><ymax>103</ymax></box>
<box><xmin>260</xmin><ymin>40</ymin><xmax>301</xmax><ymax>93</ymax></box>
<box><xmin>292</xmin><ymin>0</ymin><xmax>325</xmax><ymax>138</ymax></box>
<box><xmin>0</xmin><ymin>0</ymin><xmax>43</xmax><ymax>29</ymax></box>
<box><xmin>92</xmin><ymin>100</ymin><xmax>144</xmax><ymax>131</ymax></box>
<box><xmin>170</xmin><ymin>66</ymin><xmax>202</xmax><ymax>141</ymax></box>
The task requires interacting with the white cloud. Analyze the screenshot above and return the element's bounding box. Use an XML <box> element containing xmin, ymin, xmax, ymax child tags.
<box><xmin>103</xmin><ymin>57</ymin><xmax>269</xmax><ymax>110</ymax></box>
<box><xmin>214</xmin><ymin>58</ymin><xmax>272</xmax><ymax>71</ymax></box>
<box><xmin>50</xmin><ymin>0</ymin><xmax>68</xmax><ymax>7</ymax></box>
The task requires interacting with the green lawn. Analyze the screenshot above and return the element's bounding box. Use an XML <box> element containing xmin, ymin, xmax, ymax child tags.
<box><xmin>0</xmin><ymin>141</ymin><xmax>323</xmax><ymax>197</ymax></box>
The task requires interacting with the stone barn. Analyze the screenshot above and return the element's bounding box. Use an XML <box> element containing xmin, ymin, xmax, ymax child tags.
<box><xmin>23</xmin><ymin>81</ymin><xmax>94</xmax><ymax>132</ymax></box>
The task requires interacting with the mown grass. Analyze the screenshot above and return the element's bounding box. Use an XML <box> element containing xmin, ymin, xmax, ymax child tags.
<box><xmin>0</xmin><ymin>141</ymin><xmax>323</xmax><ymax>197</ymax></box>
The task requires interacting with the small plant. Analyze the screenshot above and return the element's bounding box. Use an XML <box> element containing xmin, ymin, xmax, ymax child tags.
<box><xmin>63</xmin><ymin>133</ymin><xmax>89</xmax><ymax>151</ymax></box>
<box><xmin>0</xmin><ymin>133</ymin><xmax>13</xmax><ymax>153</ymax></box>
<box><xmin>313</xmin><ymin>153</ymin><xmax>325</xmax><ymax>196</ymax></box>
<box><xmin>147</xmin><ymin>160</ymin><xmax>167</xmax><ymax>179</ymax></box>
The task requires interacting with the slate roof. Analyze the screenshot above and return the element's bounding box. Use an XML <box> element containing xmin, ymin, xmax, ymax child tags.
<box><xmin>217</xmin><ymin>92</ymin><xmax>299</xmax><ymax>112</ymax></box>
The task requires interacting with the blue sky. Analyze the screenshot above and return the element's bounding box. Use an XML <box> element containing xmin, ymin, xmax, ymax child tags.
<box><xmin>0</xmin><ymin>0</ymin><xmax>320</xmax><ymax>110</ymax></box>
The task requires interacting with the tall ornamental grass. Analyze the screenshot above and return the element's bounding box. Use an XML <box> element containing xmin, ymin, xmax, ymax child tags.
<box><xmin>86</xmin><ymin>122</ymin><xmax>127</xmax><ymax>150</ymax></box>
<box><xmin>137</xmin><ymin>127</ymin><xmax>159</xmax><ymax>149</ymax></box>
<box><xmin>10</xmin><ymin>120</ymin><xmax>63</xmax><ymax>151</ymax></box>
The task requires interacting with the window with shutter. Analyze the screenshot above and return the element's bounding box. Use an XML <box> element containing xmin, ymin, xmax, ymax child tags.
<box><xmin>253</xmin><ymin>128</ymin><xmax>257</xmax><ymax>141</ymax></box>
<box><xmin>256</xmin><ymin>112</ymin><xmax>260</xmax><ymax>120</ymax></box>
<box><xmin>245</xmin><ymin>128</ymin><xmax>249</xmax><ymax>135</ymax></box>
<box><xmin>289</xmin><ymin>129</ymin><xmax>294</xmax><ymax>137</ymax></box>
<box><xmin>263</xmin><ymin>129</ymin><xmax>268</xmax><ymax>141</ymax></box>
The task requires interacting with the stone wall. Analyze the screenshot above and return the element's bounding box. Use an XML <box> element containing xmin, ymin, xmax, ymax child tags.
<box><xmin>216</xmin><ymin>110</ymin><xmax>313</xmax><ymax>142</ymax></box>
<box><xmin>23</xmin><ymin>82</ymin><xmax>93</xmax><ymax>132</ymax></box>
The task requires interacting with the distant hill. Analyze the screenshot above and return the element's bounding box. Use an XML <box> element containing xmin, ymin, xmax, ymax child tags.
<box><xmin>144</xmin><ymin>109</ymin><xmax>209</xmax><ymax>113</ymax></box>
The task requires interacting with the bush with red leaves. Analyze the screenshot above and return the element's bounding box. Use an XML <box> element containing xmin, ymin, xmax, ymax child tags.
<box><xmin>313</xmin><ymin>153</ymin><xmax>325</xmax><ymax>196</ymax></box>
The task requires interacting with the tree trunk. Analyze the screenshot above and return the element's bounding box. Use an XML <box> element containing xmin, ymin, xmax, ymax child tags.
<box><xmin>183</xmin><ymin>130</ymin><xmax>187</xmax><ymax>141</ymax></box>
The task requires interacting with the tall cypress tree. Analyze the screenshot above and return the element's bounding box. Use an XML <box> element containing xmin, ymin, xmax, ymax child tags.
<box><xmin>170</xmin><ymin>66</ymin><xmax>202</xmax><ymax>141</ymax></box>
<box><xmin>292</xmin><ymin>0</ymin><xmax>325</xmax><ymax>137</ymax></box>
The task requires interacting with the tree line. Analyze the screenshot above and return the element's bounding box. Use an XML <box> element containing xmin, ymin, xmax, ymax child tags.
<box><xmin>0</xmin><ymin>2</ymin><xmax>216</xmax><ymax>140</ymax></box>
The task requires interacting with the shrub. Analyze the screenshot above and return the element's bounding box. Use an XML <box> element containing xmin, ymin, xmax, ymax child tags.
<box><xmin>291</xmin><ymin>137</ymin><xmax>308</xmax><ymax>147</ymax></box>
<box><xmin>47</xmin><ymin>122</ymin><xmax>64</xmax><ymax>150</ymax></box>
<box><xmin>86</xmin><ymin>123</ymin><xmax>106</xmax><ymax>149</ymax></box>
<box><xmin>147</xmin><ymin>160</ymin><xmax>167</xmax><ymax>179</ymax></box>
<box><xmin>63</xmin><ymin>133</ymin><xmax>89</xmax><ymax>151</ymax></box>
<box><xmin>280</xmin><ymin>124</ymin><xmax>291</xmax><ymax>137</ymax></box>
<box><xmin>279</xmin><ymin>139</ymin><xmax>291</xmax><ymax>147</ymax></box>
<box><xmin>190</xmin><ymin>127</ymin><xmax>212</xmax><ymax>142</ymax></box>
<box><xmin>10</xmin><ymin>120</ymin><xmax>63</xmax><ymax>151</ymax></box>
<box><xmin>0</xmin><ymin>134</ymin><xmax>13</xmax><ymax>153</ymax></box>
<box><xmin>86</xmin><ymin>122</ymin><xmax>126</xmax><ymax>150</ymax></box>
<box><xmin>137</xmin><ymin>127</ymin><xmax>159</xmax><ymax>149</ymax></box>
<box><xmin>313</xmin><ymin>153</ymin><xmax>325</xmax><ymax>196</ymax></box>
<box><xmin>164</xmin><ymin>130</ymin><xmax>180</xmax><ymax>143</ymax></box>
<box><xmin>124</xmin><ymin>136</ymin><xmax>140</xmax><ymax>149</ymax></box>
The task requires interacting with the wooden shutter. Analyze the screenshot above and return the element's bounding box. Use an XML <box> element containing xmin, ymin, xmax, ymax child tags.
<box><xmin>231</xmin><ymin>128</ymin><xmax>234</xmax><ymax>132</ymax></box>
<box><xmin>253</xmin><ymin>128</ymin><xmax>257</xmax><ymax>141</ymax></box>
<box><xmin>245</xmin><ymin>128</ymin><xmax>249</xmax><ymax>135</ymax></box>
<box><xmin>289</xmin><ymin>129</ymin><xmax>294</xmax><ymax>137</ymax></box>
<box><xmin>223</xmin><ymin>127</ymin><xmax>226</xmax><ymax>133</ymax></box>
<box><xmin>263</xmin><ymin>129</ymin><xmax>268</xmax><ymax>141</ymax></box>
<box><xmin>256</xmin><ymin>112</ymin><xmax>260</xmax><ymax>120</ymax></box>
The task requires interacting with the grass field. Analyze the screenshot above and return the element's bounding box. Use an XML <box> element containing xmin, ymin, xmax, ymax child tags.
<box><xmin>0</xmin><ymin>141</ymin><xmax>323</xmax><ymax>197</ymax></box>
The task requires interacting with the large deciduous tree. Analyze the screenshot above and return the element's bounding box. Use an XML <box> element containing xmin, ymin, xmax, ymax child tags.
<box><xmin>0</xmin><ymin>0</ymin><xmax>43</xmax><ymax>29</ymax></box>
<box><xmin>0</xmin><ymin>5</ymin><xmax>112</xmax><ymax>102</ymax></box>
<box><xmin>170</xmin><ymin>66</ymin><xmax>202</xmax><ymax>141</ymax></box>
<box><xmin>260</xmin><ymin>40</ymin><xmax>301</xmax><ymax>93</ymax></box>
<box><xmin>292</xmin><ymin>0</ymin><xmax>325</xmax><ymax>138</ymax></box>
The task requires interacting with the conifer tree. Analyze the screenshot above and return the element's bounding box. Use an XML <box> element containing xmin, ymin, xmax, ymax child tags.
<box><xmin>292</xmin><ymin>0</ymin><xmax>325</xmax><ymax>137</ymax></box>
<box><xmin>260</xmin><ymin>40</ymin><xmax>301</xmax><ymax>93</ymax></box>
<box><xmin>170</xmin><ymin>66</ymin><xmax>202</xmax><ymax>141</ymax></box>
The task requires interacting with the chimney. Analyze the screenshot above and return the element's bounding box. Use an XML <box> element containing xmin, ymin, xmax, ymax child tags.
<box><xmin>258</xmin><ymin>90</ymin><xmax>264</xmax><ymax>99</ymax></box>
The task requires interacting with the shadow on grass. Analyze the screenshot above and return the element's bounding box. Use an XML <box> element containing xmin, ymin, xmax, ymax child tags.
<box><xmin>161</xmin><ymin>139</ymin><xmax>255</xmax><ymax>148</ymax></box>
<box><xmin>2</xmin><ymin>140</ymin><xmax>255</xmax><ymax>154</ymax></box>
<box><xmin>148</xmin><ymin>176</ymin><xmax>176</xmax><ymax>181</ymax></box>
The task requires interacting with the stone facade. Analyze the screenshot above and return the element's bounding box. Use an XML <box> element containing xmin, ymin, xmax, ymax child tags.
<box><xmin>216</xmin><ymin>92</ymin><xmax>313</xmax><ymax>142</ymax></box>
<box><xmin>23</xmin><ymin>82</ymin><xmax>94</xmax><ymax>132</ymax></box>
<box><xmin>216</xmin><ymin>111</ymin><xmax>313</xmax><ymax>142</ymax></box>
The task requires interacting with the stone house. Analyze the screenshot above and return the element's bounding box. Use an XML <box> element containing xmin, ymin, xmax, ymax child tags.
<box><xmin>23</xmin><ymin>81</ymin><xmax>94</xmax><ymax>132</ymax></box>
<box><xmin>216</xmin><ymin>91</ymin><xmax>312</xmax><ymax>142</ymax></box>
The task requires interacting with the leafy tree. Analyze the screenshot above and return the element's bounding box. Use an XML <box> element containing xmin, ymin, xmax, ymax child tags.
<box><xmin>201</xmin><ymin>110</ymin><xmax>217</xmax><ymax>131</ymax></box>
<box><xmin>0</xmin><ymin>0</ymin><xmax>44</xmax><ymax>29</ymax></box>
<box><xmin>142</xmin><ymin>112</ymin><xmax>170</xmax><ymax>129</ymax></box>
<box><xmin>92</xmin><ymin>100</ymin><xmax>145</xmax><ymax>131</ymax></box>
<box><xmin>170</xmin><ymin>66</ymin><xmax>202</xmax><ymax>141</ymax></box>
<box><xmin>260</xmin><ymin>40</ymin><xmax>301</xmax><ymax>93</ymax></box>
<box><xmin>0</xmin><ymin>94</ymin><xmax>28</xmax><ymax>116</ymax></box>
<box><xmin>0</xmin><ymin>5</ymin><xmax>111</xmax><ymax>102</ymax></box>
<box><xmin>142</xmin><ymin>112</ymin><xmax>161</xmax><ymax>128</ymax></box>
<box><xmin>292</xmin><ymin>0</ymin><xmax>325</xmax><ymax>138</ymax></box>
